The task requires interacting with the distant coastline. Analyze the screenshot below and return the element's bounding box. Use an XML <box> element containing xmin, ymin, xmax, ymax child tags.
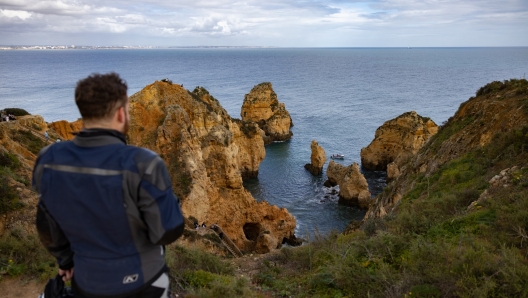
<box><xmin>0</xmin><ymin>45</ymin><xmax>278</xmax><ymax>50</ymax></box>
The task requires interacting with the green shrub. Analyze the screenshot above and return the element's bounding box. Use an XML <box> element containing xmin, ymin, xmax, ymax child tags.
<box><xmin>0</xmin><ymin>152</ymin><xmax>20</xmax><ymax>169</ymax></box>
<box><xmin>0</xmin><ymin>168</ymin><xmax>24</xmax><ymax>216</ymax></box>
<box><xmin>409</xmin><ymin>284</ymin><xmax>441</xmax><ymax>297</ymax></box>
<box><xmin>167</xmin><ymin>245</ymin><xmax>233</xmax><ymax>275</ymax></box>
<box><xmin>3</xmin><ymin>108</ymin><xmax>30</xmax><ymax>116</ymax></box>
<box><xmin>183</xmin><ymin>270</ymin><xmax>219</xmax><ymax>288</ymax></box>
<box><xmin>12</xmin><ymin>130</ymin><xmax>46</xmax><ymax>154</ymax></box>
<box><xmin>0</xmin><ymin>230</ymin><xmax>55</xmax><ymax>280</ymax></box>
<box><xmin>186</xmin><ymin>274</ymin><xmax>256</xmax><ymax>298</ymax></box>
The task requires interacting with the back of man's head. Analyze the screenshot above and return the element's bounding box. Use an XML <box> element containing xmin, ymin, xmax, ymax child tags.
<box><xmin>75</xmin><ymin>73</ymin><xmax>128</xmax><ymax>121</ymax></box>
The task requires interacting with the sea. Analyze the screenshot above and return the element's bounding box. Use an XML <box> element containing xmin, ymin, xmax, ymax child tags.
<box><xmin>1</xmin><ymin>47</ymin><xmax>527</xmax><ymax>238</ymax></box>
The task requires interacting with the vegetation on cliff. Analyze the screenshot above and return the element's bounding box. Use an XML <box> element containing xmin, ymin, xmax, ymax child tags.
<box><xmin>2</xmin><ymin>108</ymin><xmax>30</xmax><ymax>117</ymax></box>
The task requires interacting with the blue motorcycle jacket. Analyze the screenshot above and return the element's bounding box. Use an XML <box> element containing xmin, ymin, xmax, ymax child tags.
<box><xmin>33</xmin><ymin>129</ymin><xmax>184</xmax><ymax>297</ymax></box>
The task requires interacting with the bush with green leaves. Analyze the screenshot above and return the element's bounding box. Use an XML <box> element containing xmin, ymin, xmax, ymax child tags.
<box><xmin>2</xmin><ymin>108</ymin><xmax>30</xmax><ymax>117</ymax></box>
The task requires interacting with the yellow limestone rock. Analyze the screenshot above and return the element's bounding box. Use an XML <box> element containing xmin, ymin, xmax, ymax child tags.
<box><xmin>128</xmin><ymin>81</ymin><xmax>297</xmax><ymax>253</ymax></box>
<box><xmin>386</xmin><ymin>162</ymin><xmax>401</xmax><ymax>182</ymax></box>
<box><xmin>326</xmin><ymin>161</ymin><xmax>372</xmax><ymax>209</ymax></box>
<box><xmin>241</xmin><ymin>82</ymin><xmax>293</xmax><ymax>144</ymax></box>
<box><xmin>48</xmin><ymin>119</ymin><xmax>84</xmax><ymax>140</ymax></box>
<box><xmin>304</xmin><ymin>140</ymin><xmax>326</xmax><ymax>175</ymax></box>
<box><xmin>360</xmin><ymin>111</ymin><xmax>438</xmax><ymax>171</ymax></box>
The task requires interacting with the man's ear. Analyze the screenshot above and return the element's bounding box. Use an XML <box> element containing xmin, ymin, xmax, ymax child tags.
<box><xmin>116</xmin><ymin>106</ymin><xmax>125</xmax><ymax>123</ymax></box>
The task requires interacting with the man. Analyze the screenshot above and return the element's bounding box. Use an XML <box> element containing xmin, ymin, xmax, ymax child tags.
<box><xmin>33</xmin><ymin>73</ymin><xmax>184</xmax><ymax>298</ymax></box>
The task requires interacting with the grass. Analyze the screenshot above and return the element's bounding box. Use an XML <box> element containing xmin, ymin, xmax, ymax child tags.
<box><xmin>0</xmin><ymin>229</ymin><xmax>56</xmax><ymax>282</ymax></box>
<box><xmin>165</xmin><ymin>244</ymin><xmax>261</xmax><ymax>297</ymax></box>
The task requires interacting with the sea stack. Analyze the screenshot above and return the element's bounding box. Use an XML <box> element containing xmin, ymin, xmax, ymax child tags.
<box><xmin>326</xmin><ymin>161</ymin><xmax>371</xmax><ymax>209</ymax></box>
<box><xmin>241</xmin><ymin>82</ymin><xmax>293</xmax><ymax>144</ymax></box>
<box><xmin>304</xmin><ymin>140</ymin><xmax>326</xmax><ymax>175</ymax></box>
<box><xmin>360</xmin><ymin>111</ymin><xmax>438</xmax><ymax>174</ymax></box>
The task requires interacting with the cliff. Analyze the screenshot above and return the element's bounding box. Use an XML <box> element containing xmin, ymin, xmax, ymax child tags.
<box><xmin>304</xmin><ymin>140</ymin><xmax>326</xmax><ymax>175</ymax></box>
<box><xmin>364</xmin><ymin>79</ymin><xmax>528</xmax><ymax>221</ymax></box>
<box><xmin>360</xmin><ymin>111</ymin><xmax>438</xmax><ymax>172</ymax></box>
<box><xmin>241</xmin><ymin>82</ymin><xmax>293</xmax><ymax>144</ymax></box>
<box><xmin>128</xmin><ymin>81</ymin><xmax>297</xmax><ymax>253</ymax></box>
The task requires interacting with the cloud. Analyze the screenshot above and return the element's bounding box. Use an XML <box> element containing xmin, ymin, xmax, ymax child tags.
<box><xmin>0</xmin><ymin>0</ymin><xmax>526</xmax><ymax>46</ymax></box>
<box><xmin>0</xmin><ymin>9</ymin><xmax>32</xmax><ymax>20</ymax></box>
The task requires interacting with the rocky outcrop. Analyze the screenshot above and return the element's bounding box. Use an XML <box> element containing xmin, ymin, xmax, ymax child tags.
<box><xmin>364</xmin><ymin>79</ymin><xmax>528</xmax><ymax>222</ymax></box>
<box><xmin>304</xmin><ymin>140</ymin><xmax>326</xmax><ymax>175</ymax></box>
<box><xmin>326</xmin><ymin>161</ymin><xmax>371</xmax><ymax>209</ymax></box>
<box><xmin>15</xmin><ymin>115</ymin><xmax>48</xmax><ymax>133</ymax></box>
<box><xmin>386</xmin><ymin>162</ymin><xmax>401</xmax><ymax>182</ymax></box>
<box><xmin>468</xmin><ymin>166</ymin><xmax>522</xmax><ymax>211</ymax></box>
<box><xmin>48</xmin><ymin>119</ymin><xmax>83</xmax><ymax>140</ymax></box>
<box><xmin>128</xmin><ymin>81</ymin><xmax>296</xmax><ymax>253</ymax></box>
<box><xmin>360</xmin><ymin>111</ymin><xmax>438</xmax><ymax>171</ymax></box>
<box><xmin>241</xmin><ymin>82</ymin><xmax>293</xmax><ymax>144</ymax></box>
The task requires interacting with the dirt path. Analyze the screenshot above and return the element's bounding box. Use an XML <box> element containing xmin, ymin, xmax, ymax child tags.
<box><xmin>0</xmin><ymin>277</ymin><xmax>46</xmax><ymax>298</ymax></box>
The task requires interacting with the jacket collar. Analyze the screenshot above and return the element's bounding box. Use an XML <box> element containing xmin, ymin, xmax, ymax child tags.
<box><xmin>72</xmin><ymin>128</ymin><xmax>127</xmax><ymax>147</ymax></box>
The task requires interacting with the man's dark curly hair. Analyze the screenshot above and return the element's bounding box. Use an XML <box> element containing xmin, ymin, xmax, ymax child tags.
<box><xmin>75</xmin><ymin>73</ymin><xmax>128</xmax><ymax>120</ymax></box>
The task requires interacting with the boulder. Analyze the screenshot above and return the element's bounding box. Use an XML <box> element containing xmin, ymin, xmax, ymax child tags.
<box><xmin>241</xmin><ymin>82</ymin><xmax>293</xmax><ymax>144</ymax></box>
<box><xmin>360</xmin><ymin>111</ymin><xmax>438</xmax><ymax>171</ymax></box>
<box><xmin>128</xmin><ymin>81</ymin><xmax>296</xmax><ymax>253</ymax></box>
<box><xmin>326</xmin><ymin>161</ymin><xmax>372</xmax><ymax>209</ymax></box>
<box><xmin>304</xmin><ymin>140</ymin><xmax>326</xmax><ymax>175</ymax></box>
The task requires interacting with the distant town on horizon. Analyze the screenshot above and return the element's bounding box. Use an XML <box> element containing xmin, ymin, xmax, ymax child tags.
<box><xmin>0</xmin><ymin>45</ymin><xmax>279</xmax><ymax>50</ymax></box>
<box><xmin>1</xmin><ymin>45</ymin><xmax>526</xmax><ymax>51</ymax></box>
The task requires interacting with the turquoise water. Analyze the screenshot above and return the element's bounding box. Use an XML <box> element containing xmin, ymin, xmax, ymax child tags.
<box><xmin>1</xmin><ymin>48</ymin><xmax>527</xmax><ymax>236</ymax></box>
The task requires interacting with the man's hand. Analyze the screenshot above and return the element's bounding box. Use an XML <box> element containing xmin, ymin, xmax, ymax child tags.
<box><xmin>59</xmin><ymin>268</ymin><xmax>74</xmax><ymax>282</ymax></box>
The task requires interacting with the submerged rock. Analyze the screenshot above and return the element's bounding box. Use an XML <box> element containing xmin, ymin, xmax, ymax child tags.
<box><xmin>304</xmin><ymin>140</ymin><xmax>326</xmax><ymax>175</ymax></box>
<box><xmin>326</xmin><ymin>161</ymin><xmax>371</xmax><ymax>209</ymax></box>
<box><xmin>241</xmin><ymin>82</ymin><xmax>293</xmax><ymax>144</ymax></box>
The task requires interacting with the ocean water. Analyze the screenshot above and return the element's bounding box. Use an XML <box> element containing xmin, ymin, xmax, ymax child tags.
<box><xmin>1</xmin><ymin>47</ymin><xmax>528</xmax><ymax>237</ymax></box>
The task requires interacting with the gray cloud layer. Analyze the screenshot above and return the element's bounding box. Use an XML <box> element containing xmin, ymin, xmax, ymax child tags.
<box><xmin>1</xmin><ymin>0</ymin><xmax>527</xmax><ymax>46</ymax></box>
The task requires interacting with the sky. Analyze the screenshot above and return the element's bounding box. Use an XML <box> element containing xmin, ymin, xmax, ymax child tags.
<box><xmin>0</xmin><ymin>0</ymin><xmax>527</xmax><ymax>47</ymax></box>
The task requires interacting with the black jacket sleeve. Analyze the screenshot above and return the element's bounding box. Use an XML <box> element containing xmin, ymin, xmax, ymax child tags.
<box><xmin>36</xmin><ymin>202</ymin><xmax>74</xmax><ymax>270</ymax></box>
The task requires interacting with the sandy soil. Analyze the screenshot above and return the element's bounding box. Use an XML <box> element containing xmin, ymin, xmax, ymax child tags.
<box><xmin>0</xmin><ymin>277</ymin><xmax>46</xmax><ymax>298</ymax></box>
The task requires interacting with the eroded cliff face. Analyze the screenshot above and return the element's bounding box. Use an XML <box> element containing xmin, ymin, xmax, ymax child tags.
<box><xmin>364</xmin><ymin>80</ymin><xmax>528</xmax><ymax>221</ymax></box>
<box><xmin>360</xmin><ymin>111</ymin><xmax>438</xmax><ymax>171</ymax></box>
<box><xmin>48</xmin><ymin>119</ymin><xmax>83</xmax><ymax>140</ymax></box>
<box><xmin>128</xmin><ymin>81</ymin><xmax>296</xmax><ymax>253</ymax></box>
<box><xmin>0</xmin><ymin>117</ymin><xmax>46</xmax><ymax>237</ymax></box>
<box><xmin>304</xmin><ymin>140</ymin><xmax>326</xmax><ymax>175</ymax></box>
<box><xmin>241</xmin><ymin>82</ymin><xmax>293</xmax><ymax>144</ymax></box>
<box><xmin>326</xmin><ymin>161</ymin><xmax>371</xmax><ymax>209</ymax></box>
